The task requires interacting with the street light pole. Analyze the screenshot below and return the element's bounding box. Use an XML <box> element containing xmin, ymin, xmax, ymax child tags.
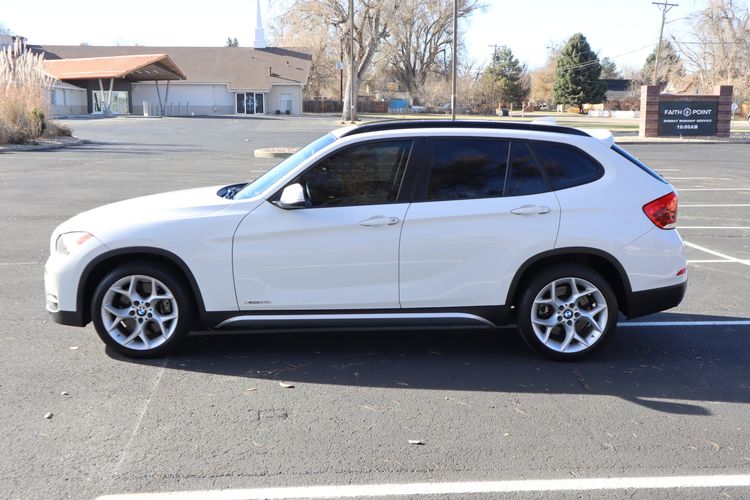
<box><xmin>451</xmin><ymin>0</ymin><xmax>458</xmax><ymax>121</ymax></box>
<box><xmin>652</xmin><ymin>1</ymin><xmax>678</xmax><ymax>86</ymax></box>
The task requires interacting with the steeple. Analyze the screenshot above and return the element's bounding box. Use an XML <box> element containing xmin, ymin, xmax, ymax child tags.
<box><xmin>253</xmin><ymin>0</ymin><xmax>266</xmax><ymax>49</ymax></box>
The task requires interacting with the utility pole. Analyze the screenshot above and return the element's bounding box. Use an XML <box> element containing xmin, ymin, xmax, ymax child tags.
<box><xmin>652</xmin><ymin>0</ymin><xmax>678</xmax><ymax>87</ymax></box>
<box><xmin>349</xmin><ymin>0</ymin><xmax>356</xmax><ymax>123</ymax></box>
<box><xmin>451</xmin><ymin>0</ymin><xmax>458</xmax><ymax>121</ymax></box>
<box><xmin>488</xmin><ymin>44</ymin><xmax>498</xmax><ymax>105</ymax></box>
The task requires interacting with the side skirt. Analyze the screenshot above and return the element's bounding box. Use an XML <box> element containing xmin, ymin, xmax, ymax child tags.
<box><xmin>203</xmin><ymin>306</ymin><xmax>512</xmax><ymax>332</ymax></box>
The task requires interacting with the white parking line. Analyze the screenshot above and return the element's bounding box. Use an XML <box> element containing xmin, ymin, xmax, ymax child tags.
<box><xmin>668</xmin><ymin>177</ymin><xmax>732</xmax><ymax>180</ymax></box>
<box><xmin>681</xmin><ymin>204</ymin><xmax>750</xmax><ymax>207</ymax></box>
<box><xmin>684</xmin><ymin>241</ymin><xmax>750</xmax><ymax>267</ymax></box>
<box><xmin>678</xmin><ymin>188</ymin><xmax>750</xmax><ymax>191</ymax></box>
<box><xmin>688</xmin><ymin>259</ymin><xmax>750</xmax><ymax>264</ymax></box>
<box><xmin>679</xmin><ymin>226</ymin><xmax>750</xmax><ymax>229</ymax></box>
<box><xmin>619</xmin><ymin>320</ymin><xmax>750</xmax><ymax>327</ymax></box>
<box><xmin>95</xmin><ymin>474</ymin><xmax>750</xmax><ymax>499</ymax></box>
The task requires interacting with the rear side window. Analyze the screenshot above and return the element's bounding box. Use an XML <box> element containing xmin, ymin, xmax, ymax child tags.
<box><xmin>530</xmin><ymin>141</ymin><xmax>603</xmax><ymax>190</ymax></box>
<box><xmin>506</xmin><ymin>141</ymin><xmax>546</xmax><ymax>196</ymax></box>
<box><xmin>426</xmin><ymin>139</ymin><xmax>509</xmax><ymax>201</ymax></box>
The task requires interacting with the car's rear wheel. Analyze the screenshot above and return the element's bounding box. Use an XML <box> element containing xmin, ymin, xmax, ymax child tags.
<box><xmin>517</xmin><ymin>264</ymin><xmax>618</xmax><ymax>360</ymax></box>
<box><xmin>91</xmin><ymin>263</ymin><xmax>192</xmax><ymax>358</ymax></box>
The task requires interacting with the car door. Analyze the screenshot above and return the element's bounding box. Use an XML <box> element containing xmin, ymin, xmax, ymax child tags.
<box><xmin>232</xmin><ymin>138</ymin><xmax>416</xmax><ymax>311</ymax></box>
<box><xmin>399</xmin><ymin>138</ymin><xmax>561</xmax><ymax>308</ymax></box>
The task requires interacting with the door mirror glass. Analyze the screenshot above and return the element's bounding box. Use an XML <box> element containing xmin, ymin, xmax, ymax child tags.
<box><xmin>274</xmin><ymin>183</ymin><xmax>306</xmax><ymax>209</ymax></box>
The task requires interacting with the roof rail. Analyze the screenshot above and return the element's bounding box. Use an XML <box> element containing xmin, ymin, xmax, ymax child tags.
<box><xmin>339</xmin><ymin>119</ymin><xmax>591</xmax><ymax>138</ymax></box>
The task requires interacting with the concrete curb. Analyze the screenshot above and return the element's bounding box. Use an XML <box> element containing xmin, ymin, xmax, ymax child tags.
<box><xmin>254</xmin><ymin>147</ymin><xmax>300</xmax><ymax>159</ymax></box>
<box><xmin>0</xmin><ymin>137</ymin><xmax>85</xmax><ymax>152</ymax></box>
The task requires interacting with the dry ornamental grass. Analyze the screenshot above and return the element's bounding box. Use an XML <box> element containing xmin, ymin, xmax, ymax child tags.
<box><xmin>0</xmin><ymin>39</ymin><xmax>66</xmax><ymax>144</ymax></box>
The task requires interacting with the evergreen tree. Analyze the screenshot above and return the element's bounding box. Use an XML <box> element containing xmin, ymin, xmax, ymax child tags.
<box><xmin>552</xmin><ymin>33</ymin><xmax>607</xmax><ymax>107</ymax></box>
<box><xmin>487</xmin><ymin>45</ymin><xmax>530</xmax><ymax>107</ymax></box>
<box><xmin>600</xmin><ymin>57</ymin><xmax>622</xmax><ymax>79</ymax></box>
<box><xmin>641</xmin><ymin>40</ymin><xmax>683</xmax><ymax>89</ymax></box>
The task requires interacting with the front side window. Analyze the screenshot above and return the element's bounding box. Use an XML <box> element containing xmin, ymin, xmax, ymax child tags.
<box><xmin>531</xmin><ymin>141</ymin><xmax>604</xmax><ymax>190</ymax></box>
<box><xmin>426</xmin><ymin>139</ymin><xmax>509</xmax><ymax>201</ymax></box>
<box><xmin>295</xmin><ymin>140</ymin><xmax>413</xmax><ymax>208</ymax></box>
<box><xmin>234</xmin><ymin>133</ymin><xmax>337</xmax><ymax>200</ymax></box>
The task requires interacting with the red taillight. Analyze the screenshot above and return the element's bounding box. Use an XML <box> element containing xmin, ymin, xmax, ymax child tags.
<box><xmin>643</xmin><ymin>191</ymin><xmax>678</xmax><ymax>229</ymax></box>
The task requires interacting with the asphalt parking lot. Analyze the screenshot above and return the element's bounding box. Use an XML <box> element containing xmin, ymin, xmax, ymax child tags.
<box><xmin>1</xmin><ymin>116</ymin><xmax>748</xmax><ymax>499</ymax></box>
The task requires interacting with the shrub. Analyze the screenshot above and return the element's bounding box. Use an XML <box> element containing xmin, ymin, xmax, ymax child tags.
<box><xmin>0</xmin><ymin>39</ymin><xmax>59</xmax><ymax>144</ymax></box>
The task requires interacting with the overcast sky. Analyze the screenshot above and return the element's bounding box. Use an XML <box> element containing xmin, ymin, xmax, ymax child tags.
<box><xmin>1</xmin><ymin>0</ymin><xmax>730</xmax><ymax>73</ymax></box>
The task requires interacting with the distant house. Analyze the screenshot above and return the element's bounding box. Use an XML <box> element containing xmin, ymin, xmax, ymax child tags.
<box><xmin>600</xmin><ymin>79</ymin><xmax>633</xmax><ymax>103</ymax></box>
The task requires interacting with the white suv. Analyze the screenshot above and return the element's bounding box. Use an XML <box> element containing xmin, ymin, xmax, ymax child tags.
<box><xmin>45</xmin><ymin>121</ymin><xmax>686</xmax><ymax>360</ymax></box>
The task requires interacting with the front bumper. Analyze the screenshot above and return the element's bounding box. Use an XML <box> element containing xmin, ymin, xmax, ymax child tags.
<box><xmin>44</xmin><ymin>235</ymin><xmax>107</xmax><ymax>327</ymax></box>
<box><xmin>49</xmin><ymin>310</ymin><xmax>86</xmax><ymax>327</ymax></box>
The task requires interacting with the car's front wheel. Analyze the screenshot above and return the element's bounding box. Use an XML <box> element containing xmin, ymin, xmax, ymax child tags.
<box><xmin>517</xmin><ymin>264</ymin><xmax>618</xmax><ymax>360</ymax></box>
<box><xmin>91</xmin><ymin>263</ymin><xmax>192</xmax><ymax>358</ymax></box>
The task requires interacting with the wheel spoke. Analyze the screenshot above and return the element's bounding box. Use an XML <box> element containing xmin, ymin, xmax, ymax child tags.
<box><xmin>579</xmin><ymin>310</ymin><xmax>604</xmax><ymax>332</ymax></box>
<box><xmin>542</xmin><ymin>326</ymin><xmax>553</xmax><ymax>344</ymax></box>
<box><xmin>573</xmin><ymin>332</ymin><xmax>590</xmax><ymax>347</ymax></box>
<box><xmin>138</xmin><ymin>330</ymin><xmax>151</xmax><ymax>349</ymax></box>
<box><xmin>151</xmin><ymin>317</ymin><xmax>168</xmax><ymax>340</ymax></box>
<box><xmin>127</xmin><ymin>275</ymin><xmax>137</xmax><ymax>299</ymax></box>
<box><xmin>103</xmin><ymin>304</ymin><xmax>129</xmax><ymax>320</ymax></box>
<box><xmin>532</xmin><ymin>315</ymin><xmax>559</xmax><ymax>327</ymax></box>
<box><xmin>560</xmin><ymin>323</ymin><xmax>576</xmax><ymax>352</ymax></box>
<box><xmin>122</xmin><ymin>322</ymin><xmax>143</xmax><ymax>345</ymax></box>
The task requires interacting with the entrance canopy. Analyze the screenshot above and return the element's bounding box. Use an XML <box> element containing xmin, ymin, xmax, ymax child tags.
<box><xmin>43</xmin><ymin>54</ymin><xmax>186</xmax><ymax>115</ymax></box>
<box><xmin>43</xmin><ymin>53</ymin><xmax>186</xmax><ymax>81</ymax></box>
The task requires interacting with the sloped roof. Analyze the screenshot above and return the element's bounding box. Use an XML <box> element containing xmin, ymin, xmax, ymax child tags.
<box><xmin>43</xmin><ymin>53</ymin><xmax>186</xmax><ymax>81</ymax></box>
<box><xmin>33</xmin><ymin>45</ymin><xmax>312</xmax><ymax>92</ymax></box>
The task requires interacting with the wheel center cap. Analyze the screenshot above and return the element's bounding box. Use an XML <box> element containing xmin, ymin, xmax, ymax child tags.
<box><xmin>136</xmin><ymin>307</ymin><xmax>147</xmax><ymax>316</ymax></box>
<box><xmin>563</xmin><ymin>309</ymin><xmax>574</xmax><ymax>320</ymax></box>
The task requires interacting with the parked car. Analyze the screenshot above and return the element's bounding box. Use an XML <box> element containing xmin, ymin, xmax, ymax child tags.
<box><xmin>45</xmin><ymin>120</ymin><xmax>686</xmax><ymax>360</ymax></box>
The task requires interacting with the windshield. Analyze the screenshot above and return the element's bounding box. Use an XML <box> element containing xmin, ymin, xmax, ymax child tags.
<box><xmin>234</xmin><ymin>133</ymin><xmax>337</xmax><ymax>200</ymax></box>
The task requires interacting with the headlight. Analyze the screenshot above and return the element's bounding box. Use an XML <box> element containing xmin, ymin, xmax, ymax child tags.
<box><xmin>55</xmin><ymin>232</ymin><xmax>93</xmax><ymax>255</ymax></box>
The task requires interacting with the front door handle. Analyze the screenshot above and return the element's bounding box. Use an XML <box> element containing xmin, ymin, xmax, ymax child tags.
<box><xmin>511</xmin><ymin>205</ymin><xmax>551</xmax><ymax>215</ymax></box>
<box><xmin>359</xmin><ymin>216</ymin><xmax>400</xmax><ymax>227</ymax></box>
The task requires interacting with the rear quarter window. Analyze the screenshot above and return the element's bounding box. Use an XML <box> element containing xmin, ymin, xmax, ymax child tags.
<box><xmin>611</xmin><ymin>144</ymin><xmax>668</xmax><ymax>184</ymax></box>
<box><xmin>530</xmin><ymin>141</ymin><xmax>604</xmax><ymax>190</ymax></box>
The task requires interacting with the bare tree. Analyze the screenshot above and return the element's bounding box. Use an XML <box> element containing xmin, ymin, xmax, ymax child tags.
<box><xmin>273</xmin><ymin>0</ymin><xmax>397</xmax><ymax>120</ymax></box>
<box><xmin>386</xmin><ymin>0</ymin><xmax>482</xmax><ymax>101</ymax></box>
<box><xmin>672</xmin><ymin>0</ymin><xmax>749</xmax><ymax>99</ymax></box>
<box><xmin>271</xmin><ymin>5</ymin><xmax>340</xmax><ymax>98</ymax></box>
<box><xmin>529</xmin><ymin>43</ymin><xmax>561</xmax><ymax>107</ymax></box>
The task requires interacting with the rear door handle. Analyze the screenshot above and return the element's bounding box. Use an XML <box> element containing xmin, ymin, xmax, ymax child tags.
<box><xmin>511</xmin><ymin>205</ymin><xmax>550</xmax><ymax>215</ymax></box>
<box><xmin>359</xmin><ymin>216</ymin><xmax>400</xmax><ymax>227</ymax></box>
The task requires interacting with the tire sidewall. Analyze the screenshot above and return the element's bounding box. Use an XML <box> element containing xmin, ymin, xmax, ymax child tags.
<box><xmin>518</xmin><ymin>264</ymin><xmax>618</xmax><ymax>361</ymax></box>
<box><xmin>91</xmin><ymin>262</ymin><xmax>192</xmax><ymax>358</ymax></box>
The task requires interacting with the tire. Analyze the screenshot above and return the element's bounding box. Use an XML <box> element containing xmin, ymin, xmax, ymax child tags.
<box><xmin>517</xmin><ymin>264</ymin><xmax>618</xmax><ymax>361</ymax></box>
<box><xmin>91</xmin><ymin>262</ymin><xmax>192</xmax><ymax>358</ymax></box>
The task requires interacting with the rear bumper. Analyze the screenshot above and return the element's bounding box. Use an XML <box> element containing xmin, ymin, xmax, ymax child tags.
<box><xmin>624</xmin><ymin>281</ymin><xmax>687</xmax><ymax>318</ymax></box>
